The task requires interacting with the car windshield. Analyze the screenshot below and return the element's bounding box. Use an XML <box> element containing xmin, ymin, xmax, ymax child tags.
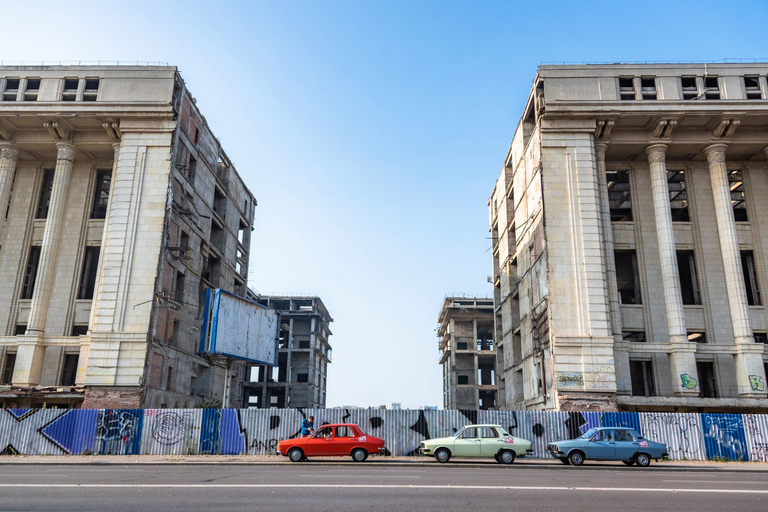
<box><xmin>579</xmin><ymin>429</ymin><xmax>598</xmax><ymax>439</ymax></box>
<box><xmin>453</xmin><ymin>428</ymin><xmax>464</xmax><ymax>438</ymax></box>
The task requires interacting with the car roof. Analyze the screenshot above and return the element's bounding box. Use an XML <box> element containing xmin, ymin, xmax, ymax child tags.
<box><xmin>461</xmin><ymin>424</ymin><xmax>505</xmax><ymax>429</ymax></box>
<box><xmin>316</xmin><ymin>423</ymin><xmax>359</xmax><ymax>428</ymax></box>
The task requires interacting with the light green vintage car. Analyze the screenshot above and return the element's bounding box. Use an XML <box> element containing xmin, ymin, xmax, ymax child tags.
<box><xmin>419</xmin><ymin>424</ymin><xmax>533</xmax><ymax>464</ymax></box>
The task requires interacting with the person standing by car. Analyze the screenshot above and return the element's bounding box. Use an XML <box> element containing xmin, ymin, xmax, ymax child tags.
<box><xmin>301</xmin><ymin>416</ymin><xmax>315</xmax><ymax>437</ymax></box>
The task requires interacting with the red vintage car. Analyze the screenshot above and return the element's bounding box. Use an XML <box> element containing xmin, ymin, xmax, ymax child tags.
<box><xmin>277</xmin><ymin>423</ymin><xmax>386</xmax><ymax>462</ymax></box>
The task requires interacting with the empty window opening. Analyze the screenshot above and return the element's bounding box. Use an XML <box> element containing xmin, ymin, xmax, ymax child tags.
<box><xmin>619</xmin><ymin>77</ymin><xmax>635</xmax><ymax>100</ymax></box>
<box><xmin>59</xmin><ymin>354</ymin><xmax>79</xmax><ymax>386</ymax></box>
<box><xmin>238</xmin><ymin>219</ymin><xmax>248</xmax><ymax>245</ymax></box>
<box><xmin>754</xmin><ymin>332</ymin><xmax>768</xmax><ymax>344</ymax></box>
<box><xmin>210</xmin><ymin>221</ymin><xmax>224</xmax><ymax>253</ymax></box>
<box><xmin>36</xmin><ymin>169</ymin><xmax>55</xmax><ymax>219</ymax></box>
<box><xmin>15</xmin><ymin>325</ymin><xmax>27</xmax><ymax>335</ymax></box>
<box><xmin>681</xmin><ymin>76</ymin><xmax>698</xmax><ymax>100</ymax></box>
<box><xmin>166</xmin><ymin>365</ymin><xmax>174</xmax><ymax>391</ymax></box>
<box><xmin>697</xmin><ymin>361</ymin><xmax>718</xmax><ymax>398</ymax></box>
<box><xmin>23</xmin><ymin>78</ymin><xmax>40</xmax><ymax>101</ymax></box>
<box><xmin>514</xmin><ymin>368</ymin><xmax>524</xmax><ymax>403</ymax></box>
<box><xmin>688</xmin><ymin>332</ymin><xmax>706</xmax><ymax>343</ymax></box>
<box><xmin>607</xmin><ymin>171</ymin><xmax>632</xmax><ymax>221</ymax></box>
<box><xmin>729</xmin><ymin>170</ymin><xmax>747</xmax><ymax>221</ymax></box>
<box><xmin>479</xmin><ymin>391</ymin><xmax>496</xmax><ymax>410</ymax></box>
<box><xmin>174</xmin><ymin>271</ymin><xmax>185</xmax><ymax>302</ymax></box>
<box><xmin>457</xmin><ymin>375</ymin><xmax>469</xmax><ymax>385</ymax></box>
<box><xmin>641</xmin><ymin>77</ymin><xmax>657</xmax><ymax>100</ymax></box>
<box><xmin>1</xmin><ymin>353</ymin><xmax>16</xmax><ymax>384</ymax></box>
<box><xmin>71</xmin><ymin>325</ymin><xmax>88</xmax><ymax>336</ymax></box>
<box><xmin>457</xmin><ymin>341</ymin><xmax>468</xmax><ymax>350</ymax></box>
<box><xmin>194</xmin><ymin>127</ymin><xmax>200</xmax><ymax>145</ymax></box>
<box><xmin>297</xmin><ymin>373</ymin><xmax>309</xmax><ymax>383</ymax></box>
<box><xmin>180</xmin><ymin>231</ymin><xmax>190</xmax><ymax>257</ymax></box>
<box><xmin>677</xmin><ymin>251</ymin><xmax>701</xmax><ymax>305</ymax></box>
<box><xmin>298</xmin><ymin>338</ymin><xmax>310</xmax><ymax>349</ymax></box>
<box><xmin>2</xmin><ymin>79</ymin><xmax>20</xmax><ymax>101</ymax></box>
<box><xmin>477</xmin><ymin>331</ymin><xmax>493</xmax><ymax>351</ymax></box>
<box><xmin>615</xmin><ymin>250</ymin><xmax>642</xmax><ymax>304</ymax></box>
<box><xmin>187</xmin><ymin>154</ymin><xmax>197</xmax><ymax>184</ymax></box>
<box><xmin>705</xmin><ymin>76</ymin><xmax>720</xmax><ymax>100</ymax></box>
<box><xmin>630</xmin><ymin>360</ymin><xmax>656</xmax><ymax>397</ymax></box>
<box><xmin>622</xmin><ymin>331</ymin><xmax>646</xmax><ymax>343</ymax></box>
<box><xmin>213</xmin><ymin>188</ymin><xmax>226</xmax><ymax>220</ymax></box>
<box><xmin>91</xmin><ymin>170</ymin><xmax>112</xmax><ymax>219</ymax></box>
<box><xmin>741</xmin><ymin>251</ymin><xmax>762</xmax><ymax>306</ymax></box>
<box><xmin>277</xmin><ymin>352</ymin><xmax>287</xmax><ymax>382</ymax></box>
<box><xmin>744</xmin><ymin>76</ymin><xmax>762</xmax><ymax>99</ymax></box>
<box><xmin>478</xmin><ymin>364</ymin><xmax>495</xmax><ymax>386</ymax></box>
<box><xmin>82</xmin><ymin>79</ymin><xmax>99</xmax><ymax>101</ymax></box>
<box><xmin>668</xmin><ymin>171</ymin><xmax>689</xmax><ymax>221</ymax></box>
<box><xmin>21</xmin><ymin>246</ymin><xmax>41</xmax><ymax>299</ymax></box>
<box><xmin>62</xmin><ymin>78</ymin><xmax>79</xmax><ymax>101</ymax></box>
<box><xmin>77</xmin><ymin>246</ymin><xmax>100</xmax><ymax>300</ymax></box>
<box><xmin>169</xmin><ymin>318</ymin><xmax>179</xmax><ymax>345</ymax></box>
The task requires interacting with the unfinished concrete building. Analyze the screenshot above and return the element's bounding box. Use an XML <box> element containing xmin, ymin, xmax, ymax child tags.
<box><xmin>438</xmin><ymin>297</ymin><xmax>497</xmax><ymax>410</ymax></box>
<box><xmin>244</xmin><ymin>296</ymin><xmax>332</xmax><ymax>409</ymax></box>
<box><xmin>0</xmin><ymin>65</ymin><xmax>256</xmax><ymax>408</ymax></box>
<box><xmin>490</xmin><ymin>62</ymin><xmax>768</xmax><ymax>412</ymax></box>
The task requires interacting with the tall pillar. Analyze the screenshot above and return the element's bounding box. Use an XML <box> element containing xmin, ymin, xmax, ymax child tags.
<box><xmin>595</xmin><ymin>142</ymin><xmax>630</xmax><ymax>394</ymax></box>
<box><xmin>0</xmin><ymin>142</ymin><xmax>19</xmax><ymax>223</ymax></box>
<box><xmin>646</xmin><ymin>144</ymin><xmax>699</xmax><ymax>396</ymax></box>
<box><xmin>705</xmin><ymin>144</ymin><xmax>767</xmax><ymax>397</ymax></box>
<box><xmin>27</xmin><ymin>142</ymin><xmax>76</xmax><ymax>334</ymax></box>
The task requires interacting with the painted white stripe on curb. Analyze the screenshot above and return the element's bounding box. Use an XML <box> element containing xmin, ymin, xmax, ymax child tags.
<box><xmin>0</xmin><ymin>484</ymin><xmax>766</xmax><ymax>494</ymax></box>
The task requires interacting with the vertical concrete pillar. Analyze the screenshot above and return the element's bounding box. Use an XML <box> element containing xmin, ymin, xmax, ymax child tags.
<box><xmin>27</xmin><ymin>142</ymin><xmax>76</xmax><ymax>334</ymax></box>
<box><xmin>705</xmin><ymin>143</ymin><xmax>767</xmax><ymax>397</ymax></box>
<box><xmin>646</xmin><ymin>144</ymin><xmax>699</xmax><ymax>396</ymax></box>
<box><xmin>0</xmin><ymin>142</ymin><xmax>19</xmax><ymax>222</ymax></box>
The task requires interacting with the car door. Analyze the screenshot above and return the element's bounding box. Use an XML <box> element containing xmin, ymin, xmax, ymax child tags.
<box><xmin>479</xmin><ymin>427</ymin><xmax>505</xmax><ymax>456</ymax></box>
<box><xmin>452</xmin><ymin>427</ymin><xmax>481</xmax><ymax>456</ymax></box>
<box><xmin>333</xmin><ymin>425</ymin><xmax>356</xmax><ymax>455</ymax></box>
<box><xmin>613</xmin><ymin>429</ymin><xmax>638</xmax><ymax>460</ymax></box>
<box><xmin>588</xmin><ymin>429</ymin><xmax>616</xmax><ymax>460</ymax></box>
<box><xmin>309</xmin><ymin>426</ymin><xmax>336</xmax><ymax>455</ymax></box>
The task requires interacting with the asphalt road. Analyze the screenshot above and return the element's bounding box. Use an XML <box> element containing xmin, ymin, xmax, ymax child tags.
<box><xmin>1</xmin><ymin>462</ymin><xmax>767</xmax><ymax>511</ymax></box>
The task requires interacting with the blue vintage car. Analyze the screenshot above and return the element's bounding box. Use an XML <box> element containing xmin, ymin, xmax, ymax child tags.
<box><xmin>547</xmin><ymin>427</ymin><xmax>667</xmax><ymax>467</ymax></box>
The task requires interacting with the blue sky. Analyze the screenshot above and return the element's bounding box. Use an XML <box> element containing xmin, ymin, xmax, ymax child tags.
<box><xmin>3</xmin><ymin>1</ymin><xmax>767</xmax><ymax>408</ymax></box>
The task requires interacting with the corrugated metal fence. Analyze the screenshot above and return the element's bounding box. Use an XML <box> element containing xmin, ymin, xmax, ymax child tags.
<box><xmin>2</xmin><ymin>408</ymin><xmax>768</xmax><ymax>461</ymax></box>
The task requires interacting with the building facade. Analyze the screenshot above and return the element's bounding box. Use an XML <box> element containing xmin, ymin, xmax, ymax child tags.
<box><xmin>0</xmin><ymin>65</ymin><xmax>256</xmax><ymax>409</ymax></box>
<box><xmin>438</xmin><ymin>296</ymin><xmax>497</xmax><ymax>410</ymax></box>
<box><xmin>490</xmin><ymin>63</ymin><xmax>768</xmax><ymax>412</ymax></box>
<box><xmin>244</xmin><ymin>295</ymin><xmax>332</xmax><ymax>409</ymax></box>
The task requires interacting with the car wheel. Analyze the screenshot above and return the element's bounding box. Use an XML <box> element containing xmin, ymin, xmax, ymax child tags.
<box><xmin>635</xmin><ymin>453</ymin><xmax>651</xmax><ymax>467</ymax></box>
<box><xmin>559</xmin><ymin>457</ymin><xmax>570</xmax><ymax>465</ymax></box>
<box><xmin>351</xmin><ymin>448</ymin><xmax>368</xmax><ymax>462</ymax></box>
<box><xmin>499</xmin><ymin>450</ymin><xmax>515</xmax><ymax>465</ymax></box>
<box><xmin>288</xmin><ymin>447</ymin><xmax>304</xmax><ymax>462</ymax></box>
<box><xmin>622</xmin><ymin>458</ymin><xmax>635</xmax><ymax>466</ymax></box>
<box><xmin>435</xmin><ymin>448</ymin><xmax>451</xmax><ymax>463</ymax></box>
<box><xmin>568</xmin><ymin>451</ymin><xmax>585</xmax><ymax>466</ymax></box>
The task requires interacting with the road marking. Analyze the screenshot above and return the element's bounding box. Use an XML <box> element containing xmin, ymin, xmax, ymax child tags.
<box><xmin>0</xmin><ymin>484</ymin><xmax>766</xmax><ymax>494</ymax></box>
<box><xmin>665</xmin><ymin>480</ymin><xmax>767</xmax><ymax>484</ymax></box>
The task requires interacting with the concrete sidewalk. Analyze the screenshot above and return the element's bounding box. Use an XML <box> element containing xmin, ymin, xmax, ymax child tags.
<box><xmin>2</xmin><ymin>455</ymin><xmax>768</xmax><ymax>471</ymax></box>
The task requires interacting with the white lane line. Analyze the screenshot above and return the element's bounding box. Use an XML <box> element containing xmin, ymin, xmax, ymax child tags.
<box><xmin>665</xmin><ymin>480</ymin><xmax>767</xmax><ymax>484</ymax></box>
<box><xmin>0</xmin><ymin>484</ymin><xmax>766</xmax><ymax>494</ymax></box>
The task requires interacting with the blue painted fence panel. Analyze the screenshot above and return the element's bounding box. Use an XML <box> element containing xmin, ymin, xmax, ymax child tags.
<box><xmin>2</xmin><ymin>408</ymin><xmax>768</xmax><ymax>460</ymax></box>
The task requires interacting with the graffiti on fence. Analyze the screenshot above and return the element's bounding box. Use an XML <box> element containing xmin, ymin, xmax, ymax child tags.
<box><xmin>702</xmin><ymin>414</ymin><xmax>748</xmax><ymax>461</ymax></box>
<box><xmin>95</xmin><ymin>409</ymin><xmax>143</xmax><ymax>455</ymax></box>
<box><xmin>641</xmin><ymin>413</ymin><xmax>704</xmax><ymax>460</ymax></box>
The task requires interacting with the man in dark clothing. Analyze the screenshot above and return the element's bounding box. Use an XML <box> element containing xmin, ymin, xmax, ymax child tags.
<box><xmin>301</xmin><ymin>416</ymin><xmax>315</xmax><ymax>437</ymax></box>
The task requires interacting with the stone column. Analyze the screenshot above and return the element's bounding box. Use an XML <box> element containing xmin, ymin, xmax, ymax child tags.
<box><xmin>646</xmin><ymin>144</ymin><xmax>699</xmax><ymax>396</ymax></box>
<box><xmin>0</xmin><ymin>142</ymin><xmax>19</xmax><ymax>222</ymax></box>
<box><xmin>705</xmin><ymin>143</ymin><xmax>767</xmax><ymax>397</ymax></box>
<box><xmin>26</xmin><ymin>142</ymin><xmax>76</xmax><ymax>335</ymax></box>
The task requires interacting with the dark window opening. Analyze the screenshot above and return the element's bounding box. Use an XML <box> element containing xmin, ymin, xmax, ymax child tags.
<box><xmin>91</xmin><ymin>170</ymin><xmax>112</xmax><ymax>219</ymax></box>
<box><xmin>299</xmin><ymin>338</ymin><xmax>310</xmax><ymax>349</ymax></box>
<box><xmin>623</xmin><ymin>331</ymin><xmax>646</xmax><ymax>343</ymax></box>
<box><xmin>677</xmin><ymin>251</ymin><xmax>701</xmax><ymax>305</ymax></box>
<box><xmin>681</xmin><ymin>76</ymin><xmax>698</xmax><ymax>100</ymax></box>
<box><xmin>82</xmin><ymin>79</ymin><xmax>99</xmax><ymax>101</ymax></box>
<box><xmin>277</xmin><ymin>352</ymin><xmax>287</xmax><ymax>382</ymax></box>
<box><xmin>478</xmin><ymin>364</ymin><xmax>495</xmax><ymax>386</ymax></box>
<box><xmin>194</xmin><ymin>127</ymin><xmax>200</xmax><ymax>145</ymax></box>
<box><xmin>619</xmin><ymin>77</ymin><xmax>635</xmax><ymax>100</ymax></box>
<box><xmin>753</xmin><ymin>332</ymin><xmax>767</xmax><ymax>344</ymax></box>
<box><xmin>59</xmin><ymin>354</ymin><xmax>79</xmax><ymax>386</ymax></box>
<box><xmin>180</xmin><ymin>231</ymin><xmax>190</xmax><ymax>256</ymax></box>
<box><xmin>668</xmin><ymin>171</ymin><xmax>689</xmax><ymax>221</ymax></box>
<box><xmin>1</xmin><ymin>353</ymin><xmax>16</xmax><ymax>384</ymax></box>
<box><xmin>174</xmin><ymin>271</ymin><xmax>185</xmax><ymax>302</ymax></box>
<box><xmin>2</xmin><ymin>79</ymin><xmax>19</xmax><ymax>101</ymax></box>
<box><xmin>615</xmin><ymin>250</ymin><xmax>642</xmax><ymax>304</ymax></box>
<box><xmin>457</xmin><ymin>375</ymin><xmax>469</xmax><ymax>385</ymax></box>
<box><xmin>166</xmin><ymin>365</ymin><xmax>174</xmax><ymax>391</ymax></box>
<box><xmin>169</xmin><ymin>318</ymin><xmax>179</xmax><ymax>346</ymax></box>
<box><xmin>210</xmin><ymin>221</ymin><xmax>224</xmax><ymax>253</ymax></box>
<box><xmin>705</xmin><ymin>77</ymin><xmax>720</xmax><ymax>100</ymax></box>
<box><xmin>688</xmin><ymin>332</ymin><xmax>706</xmax><ymax>343</ymax></box>
<box><xmin>607</xmin><ymin>170</ymin><xmax>632</xmax><ymax>221</ymax></box>
<box><xmin>630</xmin><ymin>360</ymin><xmax>656</xmax><ymax>397</ymax></box>
<box><xmin>213</xmin><ymin>188</ymin><xmax>226</xmax><ymax>220</ymax></box>
<box><xmin>187</xmin><ymin>155</ymin><xmax>197</xmax><ymax>184</ymax></box>
<box><xmin>77</xmin><ymin>247</ymin><xmax>100</xmax><ymax>300</ymax></box>
<box><xmin>24</xmin><ymin>78</ymin><xmax>40</xmax><ymax>101</ymax></box>
<box><xmin>479</xmin><ymin>391</ymin><xmax>496</xmax><ymax>410</ymax></box>
<box><xmin>36</xmin><ymin>169</ymin><xmax>55</xmax><ymax>218</ymax></box>
<box><xmin>729</xmin><ymin>170</ymin><xmax>747</xmax><ymax>221</ymax></box>
<box><xmin>457</xmin><ymin>341</ymin><xmax>468</xmax><ymax>350</ymax></box>
<box><xmin>741</xmin><ymin>251</ymin><xmax>762</xmax><ymax>306</ymax></box>
<box><xmin>641</xmin><ymin>77</ymin><xmax>657</xmax><ymax>100</ymax></box>
<box><xmin>697</xmin><ymin>361</ymin><xmax>718</xmax><ymax>398</ymax></box>
<box><xmin>71</xmin><ymin>325</ymin><xmax>88</xmax><ymax>336</ymax></box>
<box><xmin>297</xmin><ymin>373</ymin><xmax>308</xmax><ymax>383</ymax></box>
<box><xmin>15</xmin><ymin>325</ymin><xmax>27</xmax><ymax>335</ymax></box>
<box><xmin>744</xmin><ymin>76</ymin><xmax>762</xmax><ymax>100</ymax></box>
<box><xmin>62</xmin><ymin>78</ymin><xmax>79</xmax><ymax>101</ymax></box>
<box><xmin>21</xmin><ymin>246</ymin><xmax>41</xmax><ymax>299</ymax></box>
